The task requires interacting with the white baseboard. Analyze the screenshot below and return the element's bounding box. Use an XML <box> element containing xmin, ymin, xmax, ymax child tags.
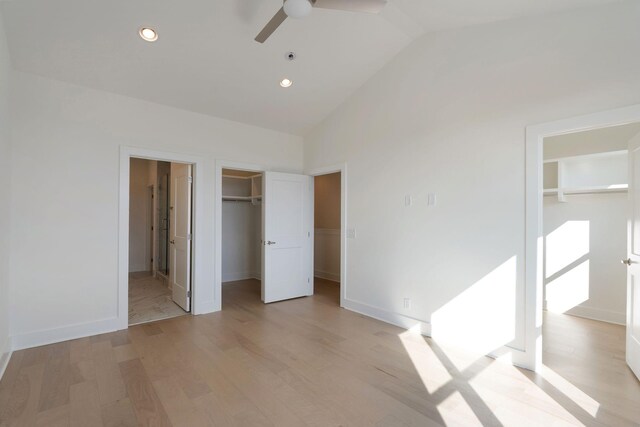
<box><xmin>342</xmin><ymin>298</ymin><xmax>531</xmax><ymax>370</ymax></box>
<box><xmin>565</xmin><ymin>305</ymin><xmax>625</xmax><ymax>325</ymax></box>
<box><xmin>0</xmin><ymin>336</ymin><xmax>12</xmax><ymax>381</ymax></box>
<box><xmin>343</xmin><ymin>298</ymin><xmax>432</xmax><ymax>335</ymax></box>
<box><xmin>222</xmin><ymin>271</ymin><xmax>261</xmax><ymax>282</ymax></box>
<box><xmin>314</xmin><ymin>270</ymin><xmax>340</xmax><ymax>283</ymax></box>
<box><xmin>11</xmin><ymin>317</ymin><xmax>120</xmax><ymax>351</ymax></box>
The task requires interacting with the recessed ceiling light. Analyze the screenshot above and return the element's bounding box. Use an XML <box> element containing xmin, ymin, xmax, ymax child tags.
<box><xmin>139</xmin><ymin>27</ymin><xmax>158</xmax><ymax>42</ymax></box>
<box><xmin>280</xmin><ymin>78</ymin><xmax>293</xmax><ymax>88</ymax></box>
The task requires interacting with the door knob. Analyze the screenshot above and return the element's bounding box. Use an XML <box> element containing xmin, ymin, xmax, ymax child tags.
<box><xmin>170</xmin><ymin>240</ymin><xmax>175</xmax><ymax>245</ymax></box>
<box><xmin>622</xmin><ymin>258</ymin><xmax>633</xmax><ymax>266</ymax></box>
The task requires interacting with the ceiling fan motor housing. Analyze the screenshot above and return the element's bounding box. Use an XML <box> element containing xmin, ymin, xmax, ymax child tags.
<box><xmin>283</xmin><ymin>0</ymin><xmax>313</xmax><ymax>18</ymax></box>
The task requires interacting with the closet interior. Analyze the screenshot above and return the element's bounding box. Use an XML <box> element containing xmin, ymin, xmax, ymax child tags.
<box><xmin>221</xmin><ymin>169</ymin><xmax>263</xmax><ymax>293</ymax></box>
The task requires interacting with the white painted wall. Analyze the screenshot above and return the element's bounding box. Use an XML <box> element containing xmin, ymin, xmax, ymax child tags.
<box><xmin>544</xmin><ymin>193</ymin><xmax>627</xmax><ymax>324</ymax></box>
<box><xmin>129</xmin><ymin>158</ymin><xmax>152</xmax><ymax>273</ymax></box>
<box><xmin>314</xmin><ymin>173</ymin><xmax>341</xmax><ymax>229</ymax></box>
<box><xmin>304</xmin><ymin>1</ymin><xmax>640</xmax><ymax>360</ymax></box>
<box><xmin>314</xmin><ymin>229</ymin><xmax>340</xmax><ymax>282</ymax></box>
<box><xmin>314</xmin><ymin>173</ymin><xmax>341</xmax><ymax>282</ymax></box>
<box><xmin>9</xmin><ymin>71</ymin><xmax>302</xmax><ymax>347</ymax></box>
<box><xmin>221</xmin><ymin>202</ymin><xmax>261</xmax><ymax>282</ymax></box>
<box><xmin>0</xmin><ymin>10</ymin><xmax>13</xmax><ymax>369</ymax></box>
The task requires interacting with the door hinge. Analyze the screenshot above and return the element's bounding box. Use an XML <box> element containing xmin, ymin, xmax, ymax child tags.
<box><xmin>308</xmin><ymin>277</ymin><xmax>310</xmax><ymax>283</ymax></box>
<box><xmin>188</xmin><ymin>176</ymin><xmax>193</xmax><ymax>183</ymax></box>
<box><xmin>187</xmin><ymin>290</ymin><xmax>191</xmax><ymax>298</ymax></box>
<box><xmin>308</xmin><ymin>231</ymin><xmax>310</xmax><ymax>237</ymax></box>
<box><xmin>151</xmin><ymin>226</ymin><xmax>154</xmax><ymax>231</ymax></box>
<box><xmin>187</xmin><ymin>233</ymin><xmax>192</xmax><ymax>240</ymax></box>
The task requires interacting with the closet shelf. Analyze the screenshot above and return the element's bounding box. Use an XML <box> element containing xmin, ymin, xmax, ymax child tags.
<box><xmin>222</xmin><ymin>195</ymin><xmax>262</xmax><ymax>202</ymax></box>
<box><xmin>543</xmin><ymin>184</ymin><xmax>628</xmax><ymax>196</ymax></box>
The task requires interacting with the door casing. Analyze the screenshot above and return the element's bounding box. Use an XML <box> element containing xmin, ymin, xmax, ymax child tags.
<box><xmin>213</xmin><ymin>161</ymin><xmax>349</xmax><ymax>310</ymax></box>
<box><xmin>118</xmin><ymin>146</ymin><xmax>208</xmax><ymax>330</ymax></box>
<box><xmin>525</xmin><ymin>103</ymin><xmax>640</xmax><ymax>372</ymax></box>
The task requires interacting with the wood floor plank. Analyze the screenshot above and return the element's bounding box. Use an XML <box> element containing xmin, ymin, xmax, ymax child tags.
<box><xmin>152</xmin><ymin>376</ymin><xmax>211</xmax><ymax>427</ymax></box>
<box><xmin>92</xmin><ymin>341</ymin><xmax>127</xmax><ymax>406</ymax></box>
<box><xmin>100</xmin><ymin>398</ymin><xmax>138</xmax><ymax>427</ymax></box>
<box><xmin>0</xmin><ymin>351</ymin><xmax>25</xmax><ymax>421</ymax></box>
<box><xmin>35</xmin><ymin>404</ymin><xmax>70</xmax><ymax>427</ymax></box>
<box><xmin>2</xmin><ymin>279</ymin><xmax>640</xmax><ymax>426</ymax></box>
<box><xmin>69</xmin><ymin>380</ymin><xmax>103</xmax><ymax>427</ymax></box>
<box><xmin>4</xmin><ymin>362</ymin><xmax>46</xmax><ymax>426</ymax></box>
<box><xmin>118</xmin><ymin>358</ymin><xmax>172</xmax><ymax>427</ymax></box>
<box><xmin>113</xmin><ymin>344</ymin><xmax>139</xmax><ymax>364</ymax></box>
<box><xmin>38</xmin><ymin>342</ymin><xmax>83</xmax><ymax>413</ymax></box>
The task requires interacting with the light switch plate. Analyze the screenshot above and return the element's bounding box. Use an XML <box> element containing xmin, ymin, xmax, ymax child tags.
<box><xmin>427</xmin><ymin>193</ymin><xmax>437</xmax><ymax>206</ymax></box>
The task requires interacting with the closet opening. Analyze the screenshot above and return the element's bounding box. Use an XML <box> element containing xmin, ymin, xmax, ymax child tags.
<box><xmin>313</xmin><ymin>172</ymin><xmax>341</xmax><ymax>306</ymax></box>
<box><xmin>221</xmin><ymin>168</ymin><xmax>263</xmax><ymax>309</ymax></box>
<box><xmin>128</xmin><ymin>158</ymin><xmax>192</xmax><ymax>325</ymax></box>
<box><xmin>540</xmin><ymin>121</ymin><xmax>640</xmax><ymax>380</ymax></box>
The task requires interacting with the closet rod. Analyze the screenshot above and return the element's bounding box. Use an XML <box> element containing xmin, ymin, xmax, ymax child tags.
<box><xmin>222</xmin><ymin>199</ymin><xmax>260</xmax><ymax>203</ymax></box>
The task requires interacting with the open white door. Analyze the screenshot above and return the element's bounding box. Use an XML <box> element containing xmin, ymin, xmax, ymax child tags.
<box><xmin>170</xmin><ymin>163</ymin><xmax>192</xmax><ymax>311</ymax></box>
<box><xmin>262</xmin><ymin>172</ymin><xmax>313</xmax><ymax>303</ymax></box>
<box><xmin>626</xmin><ymin>132</ymin><xmax>640</xmax><ymax>380</ymax></box>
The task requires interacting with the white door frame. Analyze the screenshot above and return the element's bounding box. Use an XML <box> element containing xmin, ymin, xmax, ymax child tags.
<box><xmin>307</xmin><ymin>164</ymin><xmax>348</xmax><ymax>308</ymax></box>
<box><xmin>525</xmin><ymin>104</ymin><xmax>640</xmax><ymax>371</ymax></box>
<box><xmin>118</xmin><ymin>146</ymin><xmax>207</xmax><ymax>330</ymax></box>
<box><xmin>214</xmin><ymin>159</ymin><xmax>269</xmax><ymax>311</ymax></box>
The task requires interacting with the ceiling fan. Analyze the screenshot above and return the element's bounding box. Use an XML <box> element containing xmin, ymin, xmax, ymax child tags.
<box><xmin>255</xmin><ymin>0</ymin><xmax>387</xmax><ymax>43</ymax></box>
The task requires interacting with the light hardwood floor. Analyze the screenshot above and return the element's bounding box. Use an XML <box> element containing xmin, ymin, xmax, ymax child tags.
<box><xmin>129</xmin><ymin>273</ymin><xmax>187</xmax><ymax>326</ymax></box>
<box><xmin>0</xmin><ymin>279</ymin><xmax>638</xmax><ymax>426</ymax></box>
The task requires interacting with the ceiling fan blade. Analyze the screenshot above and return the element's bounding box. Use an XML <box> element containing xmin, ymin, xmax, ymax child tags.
<box><xmin>255</xmin><ymin>7</ymin><xmax>288</xmax><ymax>43</ymax></box>
<box><xmin>312</xmin><ymin>0</ymin><xmax>387</xmax><ymax>13</ymax></box>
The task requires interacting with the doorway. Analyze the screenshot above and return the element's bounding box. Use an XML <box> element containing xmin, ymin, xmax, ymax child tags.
<box><xmin>220</xmin><ymin>168</ymin><xmax>263</xmax><ymax>308</ymax></box>
<box><xmin>216</xmin><ymin>162</ymin><xmax>340</xmax><ymax>310</ymax></box>
<box><xmin>313</xmin><ymin>172</ymin><xmax>342</xmax><ymax>306</ymax></box>
<box><xmin>525</xmin><ymin>104</ymin><xmax>640</xmax><ymax>377</ymax></box>
<box><xmin>127</xmin><ymin>157</ymin><xmax>192</xmax><ymax>325</ymax></box>
<box><xmin>533</xmin><ymin>122</ymin><xmax>640</xmax><ymax>421</ymax></box>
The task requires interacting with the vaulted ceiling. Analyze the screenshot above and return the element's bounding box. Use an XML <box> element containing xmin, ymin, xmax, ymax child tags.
<box><xmin>0</xmin><ymin>0</ymin><xmax>620</xmax><ymax>134</ymax></box>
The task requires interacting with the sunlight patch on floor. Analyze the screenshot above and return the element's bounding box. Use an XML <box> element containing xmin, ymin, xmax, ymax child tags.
<box><xmin>398</xmin><ymin>326</ymin><xmax>451</xmax><ymax>394</ymax></box>
<box><xmin>469</xmin><ymin>362</ymin><xmax>586</xmax><ymax>426</ymax></box>
<box><xmin>540</xmin><ymin>365</ymin><xmax>600</xmax><ymax>417</ymax></box>
<box><xmin>438</xmin><ymin>391</ymin><xmax>483</xmax><ymax>426</ymax></box>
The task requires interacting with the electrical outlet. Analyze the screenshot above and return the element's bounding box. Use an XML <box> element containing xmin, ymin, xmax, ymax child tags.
<box><xmin>403</xmin><ymin>298</ymin><xmax>411</xmax><ymax>310</ymax></box>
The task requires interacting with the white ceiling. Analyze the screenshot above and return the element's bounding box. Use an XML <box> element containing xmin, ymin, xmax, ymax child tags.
<box><xmin>0</xmin><ymin>0</ymin><xmax>620</xmax><ymax>135</ymax></box>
